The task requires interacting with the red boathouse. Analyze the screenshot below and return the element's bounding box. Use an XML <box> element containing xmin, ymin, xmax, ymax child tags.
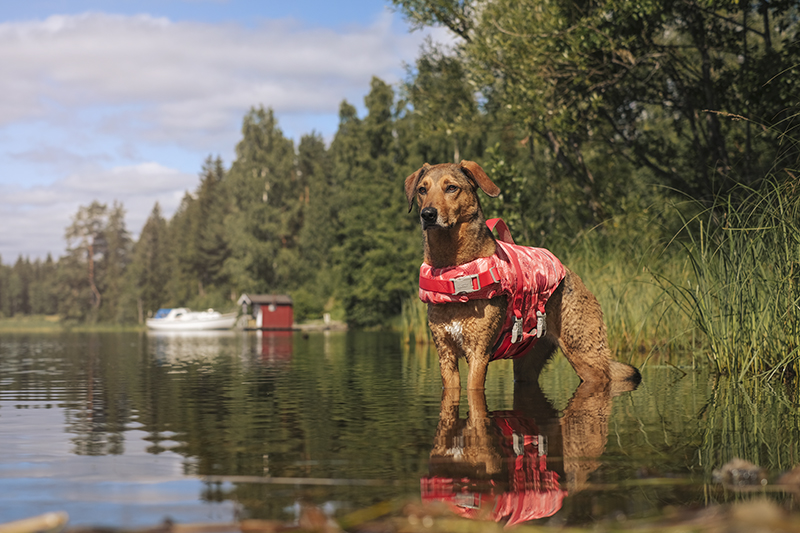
<box><xmin>237</xmin><ymin>294</ymin><xmax>294</xmax><ymax>330</ymax></box>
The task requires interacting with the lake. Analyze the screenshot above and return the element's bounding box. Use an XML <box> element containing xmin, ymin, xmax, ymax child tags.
<box><xmin>1</xmin><ymin>331</ymin><xmax>799</xmax><ymax>529</ymax></box>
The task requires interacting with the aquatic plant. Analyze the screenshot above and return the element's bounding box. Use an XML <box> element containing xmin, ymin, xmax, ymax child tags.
<box><xmin>655</xmin><ymin>176</ymin><xmax>800</xmax><ymax>379</ymax></box>
<box><xmin>559</xmin><ymin>213</ymin><xmax>695</xmax><ymax>364</ymax></box>
<box><xmin>400</xmin><ymin>295</ymin><xmax>430</xmax><ymax>345</ymax></box>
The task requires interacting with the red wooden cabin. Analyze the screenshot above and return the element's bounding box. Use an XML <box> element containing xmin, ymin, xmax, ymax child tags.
<box><xmin>238</xmin><ymin>294</ymin><xmax>294</xmax><ymax>330</ymax></box>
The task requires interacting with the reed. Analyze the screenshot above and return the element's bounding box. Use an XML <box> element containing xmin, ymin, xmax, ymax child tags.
<box><xmin>654</xmin><ymin>176</ymin><xmax>800</xmax><ymax>379</ymax></box>
<box><xmin>400</xmin><ymin>295</ymin><xmax>430</xmax><ymax>345</ymax></box>
<box><xmin>560</xmin><ymin>215</ymin><xmax>696</xmax><ymax>365</ymax></box>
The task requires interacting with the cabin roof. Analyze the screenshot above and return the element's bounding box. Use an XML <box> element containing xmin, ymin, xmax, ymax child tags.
<box><xmin>237</xmin><ymin>294</ymin><xmax>293</xmax><ymax>306</ymax></box>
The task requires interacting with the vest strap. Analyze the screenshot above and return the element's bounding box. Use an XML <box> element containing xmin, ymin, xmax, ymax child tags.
<box><xmin>419</xmin><ymin>266</ymin><xmax>500</xmax><ymax>295</ymax></box>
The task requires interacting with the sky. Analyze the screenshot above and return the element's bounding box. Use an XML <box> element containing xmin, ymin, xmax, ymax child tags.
<box><xmin>0</xmin><ymin>0</ymin><xmax>448</xmax><ymax>262</ymax></box>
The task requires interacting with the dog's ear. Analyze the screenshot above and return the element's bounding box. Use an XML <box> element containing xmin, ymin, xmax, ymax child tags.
<box><xmin>404</xmin><ymin>163</ymin><xmax>430</xmax><ymax>212</ymax></box>
<box><xmin>460</xmin><ymin>160</ymin><xmax>500</xmax><ymax>197</ymax></box>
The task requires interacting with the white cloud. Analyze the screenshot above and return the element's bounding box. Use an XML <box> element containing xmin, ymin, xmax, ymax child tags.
<box><xmin>0</xmin><ymin>163</ymin><xmax>197</xmax><ymax>260</ymax></box>
<box><xmin>0</xmin><ymin>9</ymin><xmax>455</xmax><ymax>260</ymax></box>
<box><xmin>0</xmin><ymin>11</ymin><xmax>431</xmax><ymax>148</ymax></box>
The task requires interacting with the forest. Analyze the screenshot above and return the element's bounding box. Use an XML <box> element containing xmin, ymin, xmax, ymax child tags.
<box><xmin>0</xmin><ymin>0</ymin><xmax>798</xmax><ymax>375</ymax></box>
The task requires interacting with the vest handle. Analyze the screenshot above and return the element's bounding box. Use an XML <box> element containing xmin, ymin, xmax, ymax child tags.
<box><xmin>486</xmin><ymin>218</ymin><xmax>516</xmax><ymax>244</ymax></box>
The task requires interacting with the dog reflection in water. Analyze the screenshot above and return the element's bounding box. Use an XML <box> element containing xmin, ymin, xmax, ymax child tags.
<box><xmin>422</xmin><ymin>382</ymin><xmax>616</xmax><ymax>526</ymax></box>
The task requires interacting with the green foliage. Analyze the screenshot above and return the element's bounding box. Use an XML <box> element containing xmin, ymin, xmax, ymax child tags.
<box><xmin>193</xmin><ymin>157</ymin><xmax>231</xmax><ymax>294</ymax></box>
<box><xmin>164</xmin><ymin>156</ymin><xmax>232</xmax><ymax>310</ymax></box>
<box><xmin>101</xmin><ymin>202</ymin><xmax>134</xmax><ymax>323</ymax></box>
<box><xmin>400</xmin><ymin>42</ymin><xmax>484</xmax><ymax>164</ymax></box>
<box><xmin>400</xmin><ymin>296</ymin><xmax>430</xmax><ymax>345</ymax></box>
<box><xmin>331</xmin><ymin>79</ymin><xmax>420</xmax><ymax>328</ymax></box>
<box><xmin>393</xmin><ymin>0</ymin><xmax>800</xmax><ymax>212</ymax></box>
<box><xmin>293</xmin><ymin>133</ymin><xmax>337</xmax><ymax>321</ymax></box>
<box><xmin>129</xmin><ymin>203</ymin><xmax>170</xmax><ymax>322</ymax></box>
<box><xmin>59</xmin><ymin>201</ymin><xmax>132</xmax><ymax>323</ymax></box>
<box><xmin>8</xmin><ymin>257</ymin><xmax>31</xmax><ymax>316</ymax></box>
<box><xmin>27</xmin><ymin>255</ymin><xmax>58</xmax><ymax>316</ymax></box>
<box><xmin>224</xmin><ymin>107</ymin><xmax>298</xmax><ymax>294</ymax></box>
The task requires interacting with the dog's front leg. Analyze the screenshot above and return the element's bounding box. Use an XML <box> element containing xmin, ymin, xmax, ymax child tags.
<box><xmin>430</xmin><ymin>327</ymin><xmax>462</xmax><ymax>389</ymax></box>
<box><xmin>438</xmin><ymin>350</ymin><xmax>461</xmax><ymax>389</ymax></box>
<box><xmin>465</xmin><ymin>349</ymin><xmax>491</xmax><ymax>390</ymax></box>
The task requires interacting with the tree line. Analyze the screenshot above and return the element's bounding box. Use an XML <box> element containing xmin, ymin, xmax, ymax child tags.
<box><xmin>0</xmin><ymin>0</ymin><xmax>797</xmax><ymax>328</ymax></box>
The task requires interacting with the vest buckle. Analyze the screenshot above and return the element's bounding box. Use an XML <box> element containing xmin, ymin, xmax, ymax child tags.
<box><xmin>452</xmin><ymin>274</ymin><xmax>480</xmax><ymax>294</ymax></box>
<box><xmin>511</xmin><ymin>316</ymin><xmax>523</xmax><ymax>343</ymax></box>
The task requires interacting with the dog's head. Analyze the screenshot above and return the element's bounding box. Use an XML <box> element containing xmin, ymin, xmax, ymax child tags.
<box><xmin>404</xmin><ymin>161</ymin><xmax>500</xmax><ymax>230</ymax></box>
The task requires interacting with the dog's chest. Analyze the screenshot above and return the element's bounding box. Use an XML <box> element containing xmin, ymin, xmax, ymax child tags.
<box><xmin>428</xmin><ymin>297</ymin><xmax>506</xmax><ymax>351</ymax></box>
<box><xmin>442</xmin><ymin>320</ymin><xmax>464</xmax><ymax>346</ymax></box>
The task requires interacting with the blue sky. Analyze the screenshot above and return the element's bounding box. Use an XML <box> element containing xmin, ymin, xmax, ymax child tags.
<box><xmin>0</xmin><ymin>1</ymin><xmax>447</xmax><ymax>261</ymax></box>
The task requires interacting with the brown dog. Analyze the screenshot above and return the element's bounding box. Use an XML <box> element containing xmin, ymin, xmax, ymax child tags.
<box><xmin>405</xmin><ymin>160</ymin><xmax>640</xmax><ymax>390</ymax></box>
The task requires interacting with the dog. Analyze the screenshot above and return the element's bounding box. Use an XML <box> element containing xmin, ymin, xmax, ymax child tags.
<box><xmin>405</xmin><ymin>160</ymin><xmax>641</xmax><ymax>390</ymax></box>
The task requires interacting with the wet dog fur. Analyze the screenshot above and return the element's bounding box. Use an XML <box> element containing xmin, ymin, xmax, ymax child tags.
<box><xmin>405</xmin><ymin>160</ymin><xmax>641</xmax><ymax>391</ymax></box>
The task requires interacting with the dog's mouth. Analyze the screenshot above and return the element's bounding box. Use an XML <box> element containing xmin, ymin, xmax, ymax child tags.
<box><xmin>422</xmin><ymin>220</ymin><xmax>450</xmax><ymax>230</ymax></box>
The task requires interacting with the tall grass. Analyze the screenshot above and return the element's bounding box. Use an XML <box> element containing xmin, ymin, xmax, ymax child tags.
<box><xmin>655</xmin><ymin>176</ymin><xmax>800</xmax><ymax>379</ymax></box>
<box><xmin>400</xmin><ymin>296</ymin><xmax>430</xmax><ymax>345</ymax></box>
<box><xmin>560</xmin><ymin>215</ymin><xmax>696</xmax><ymax>365</ymax></box>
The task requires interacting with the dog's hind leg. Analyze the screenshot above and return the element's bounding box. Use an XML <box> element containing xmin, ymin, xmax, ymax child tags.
<box><xmin>548</xmin><ymin>269</ymin><xmax>641</xmax><ymax>385</ymax></box>
<box><xmin>513</xmin><ymin>335</ymin><xmax>559</xmax><ymax>384</ymax></box>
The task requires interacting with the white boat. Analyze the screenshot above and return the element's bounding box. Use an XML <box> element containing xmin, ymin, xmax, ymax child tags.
<box><xmin>146</xmin><ymin>308</ymin><xmax>239</xmax><ymax>331</ymax></box>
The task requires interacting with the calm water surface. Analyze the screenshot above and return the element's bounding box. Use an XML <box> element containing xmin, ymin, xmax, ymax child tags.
<box><xmin>1</xmin><ymin>331</ymin><xmax>799</xmax><ymax>528</ymax></box>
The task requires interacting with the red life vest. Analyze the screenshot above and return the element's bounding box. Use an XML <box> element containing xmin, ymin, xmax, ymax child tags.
<box><xmin>418</xmin><ymin>219</ymin><xmax>566</xmax><ymax>361</ymax></box>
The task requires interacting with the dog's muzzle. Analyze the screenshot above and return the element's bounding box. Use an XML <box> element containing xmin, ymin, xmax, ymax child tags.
<box><xmin>420</xmin><ymin>207</ymin><xmax>438</xmax><ymax>229</ymax></box>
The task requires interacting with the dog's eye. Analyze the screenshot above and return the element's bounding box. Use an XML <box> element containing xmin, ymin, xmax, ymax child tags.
<box><xmin>445</xmin><ymin>185</ymin><xmax>459</xmax><ymax>193</ymax></box>
<box><xmin>418</xmin><ymin>186</ymin><xmax>427</xmax><ymax>195</ymax></box>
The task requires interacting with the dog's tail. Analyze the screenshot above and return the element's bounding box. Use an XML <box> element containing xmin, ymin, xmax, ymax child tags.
<box><xmin>610</xmin><ymin>360</ymin><xmax>642</xmax><ymax>385</ymax></box>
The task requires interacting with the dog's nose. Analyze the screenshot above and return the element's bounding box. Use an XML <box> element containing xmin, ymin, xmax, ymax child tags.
<box><xmin>420</xmin><ymin>207</ymin><xmax>438</xmax><ymax>225</ymax></box>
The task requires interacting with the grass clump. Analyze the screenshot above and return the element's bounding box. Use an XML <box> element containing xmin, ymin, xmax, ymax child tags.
<box><xmin>400</xmin><ymin>295</ymin><xmax>430</xmax><ymax>345</ymax></box>
<box><xmin>655</xmin><ymin>175</ymin><xmax>800</xmax><ymax>379</ymax></box>
<box><xmin>559</xmin><ymin>212</ymin><xmax>695</xmax><ymax>366</ymax></box>
<box><xmin>0</xmin><ymin>314</ymin><xmax>62</xmax><ymax>332</ymax></box>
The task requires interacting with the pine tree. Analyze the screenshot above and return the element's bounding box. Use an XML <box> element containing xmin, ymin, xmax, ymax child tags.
<box><xmin>294</xmin><ymin>132</ymin><xmax>337</xmax><ymax>319</ymax></box>
<box><xmin>62</xmin><ymin>201</ymin><xmax>109</xmax><ymax>320</ymax></box>
<box><xmin>29</xmin><ymin>254</ymin><xmax>58</xmax><ymax>315</ymax></box>
<box><xmin>0</xmin><ymin>258</ymin><xmax>9</xmax><ymax>317</ymax></box>
<box><xmin>165</xmin><ymin>192</ymin><xmax>198</xmax><ymax>306</ymax></box>
<box><xmin>194</xmin><ymin>156</ymin><xmax>231</xmax><ymax>300</ymax></box>
<box><xmin>59</xmin><ymin>200</ymin><xmax>131</xmax><ymax>322</ymax></box>
<box><xmin>130</xmin><ymin>203</ymin><xmax>170</xmax><ymax>322</ymax></box>
<box><xmin>101</xmin><ymin>201</ymin><xmax>133</xmax><ymax>323</ymax></box>
<box><xmin>331</xmin><ymin>78</ymin><xmax>420</xmax><ymax>327</ymax></box>
<box><xmin>9</xmin><ymin>256</ymin><xmax>31</xmax><ymax>316</ymax></box>
<box><xmin>165</xmin><ymin>156</ymin><xmax>233</xmax><ymax>307</ymax></box>
<box><xmin>224</xmin><ymin>107</ymin><xmax>298</xmax><ymax>294</ymax></box>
